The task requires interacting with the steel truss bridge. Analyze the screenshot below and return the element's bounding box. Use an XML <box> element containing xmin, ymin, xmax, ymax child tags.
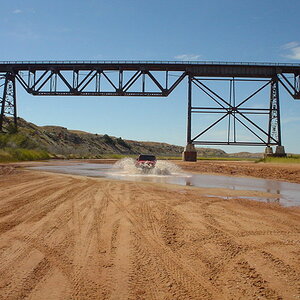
<box><xmin>1</xmin><ymin>60</ymin><xmax>300</xmax><ymax>156</ymax></box>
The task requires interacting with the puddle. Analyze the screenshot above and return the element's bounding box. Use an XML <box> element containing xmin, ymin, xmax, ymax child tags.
<box><xmin>28</xmin><ymin>161</ymin><xmax>300</xmax><ymax>207</ymax></box>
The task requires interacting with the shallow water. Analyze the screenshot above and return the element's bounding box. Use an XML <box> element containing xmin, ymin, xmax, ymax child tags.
<box><xmin>29</xmin><ymin>160</ymin><xmax>300</xmax><ymax>207</ymax></box>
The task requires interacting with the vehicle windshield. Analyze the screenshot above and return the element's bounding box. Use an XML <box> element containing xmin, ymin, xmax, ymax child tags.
<box><xmin>138</xmin><ymin>155</ymin><xmax>156</xmax><ymax>161</ymax></box>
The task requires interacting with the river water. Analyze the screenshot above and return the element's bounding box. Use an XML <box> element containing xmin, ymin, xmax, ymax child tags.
<box><xmin>28</xmin><ymin>159</ymin><xmax>300</xmax><ymax>207</ymax></box>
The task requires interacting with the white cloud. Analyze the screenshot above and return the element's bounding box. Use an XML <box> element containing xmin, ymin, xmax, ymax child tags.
<box><xmin>287</xmin><ymin>47</ymin><xmax>300</xmax><ymax>60</ymax></box>
<box><xmin>13</xmin><ymin>9</ymin><xmax>22</xmax><ymax>14</ymax></box>
<box><xmin>282</xmin><ymin>41</ymin><xmax>298</xmax><ymax>49</ymax></box>
<box><xmin>281</xmin><ymin>42</ymin><xmax>300</xmax><ymax>60</ymax></box>
<box><xmin>174</xmin><ymin>54</ymin><xmax>201</xmax><ymax>61</ymax></box>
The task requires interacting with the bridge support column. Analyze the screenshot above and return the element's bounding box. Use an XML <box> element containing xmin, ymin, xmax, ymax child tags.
<box><xmin>266</xmin><ymin>77</ymin><xmax>286</xmax><ymax>157</ymax></box>
<box><xmin>0</xmin><ymin>73</ymin><xmax>17</xmax><ymax>132</ymax></box>
<box><xmin>182</xmin><ymin>75</ymin><xmax>197</xmax><ymax>161</ymax></box>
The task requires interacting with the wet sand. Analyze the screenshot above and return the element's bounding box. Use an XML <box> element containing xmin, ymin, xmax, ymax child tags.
<box><xmin>0</xmin><ymin>162</ymin><xmax>299</xmax><ymax>299</ymax></box>
<box><xmin>176</xmin><ymin>160</ymin><xmax>300</xmax><ymax>184</ymax></box>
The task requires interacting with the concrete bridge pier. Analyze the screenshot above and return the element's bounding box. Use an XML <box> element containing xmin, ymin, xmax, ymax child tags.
<box><xmin>275</xmin><ymin>145</ymin><xmax>286</xmax><ymax>157</ymax></box>
<box><xmin>182</xmin><ymin>144</ymin><xmax>197</xmax><ymax>161</ymax></box>
<box><xmin>264</xmin><ymin>146</ymin><xmax>286</xmax><ymax>157</ymax></box>
<box><xmin>264</xmin><ymin>146</ymin><xmax>274</xmax><ymax>157</ymax></box>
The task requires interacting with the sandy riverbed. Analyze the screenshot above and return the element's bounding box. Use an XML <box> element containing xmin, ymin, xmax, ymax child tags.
<box><xmin>0</xmin><ymin>161</ymin><xmax>299</xmax><ymax>299</ymax></box>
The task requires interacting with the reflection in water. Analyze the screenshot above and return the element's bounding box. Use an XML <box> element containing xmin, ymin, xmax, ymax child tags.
<box><xmin>186</xmin><ymin>180</ymin><xmax>192</xmax><ymax>186</ymax></box>
<box><xmin>28</xmin><ymin>162</ymin><xmax>300</xmax><ymax>207</ymax></box>
<box><xmin>265</xmin><ymin>189</ymin><xmax>280</xmax><ymax>204</ymax></box>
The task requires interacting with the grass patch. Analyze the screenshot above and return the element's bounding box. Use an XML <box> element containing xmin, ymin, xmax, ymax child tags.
<box><xmin>0</xmin><ymin>149</ymin><xmax>13</xmax><ymax>162</ymax></box>
<box><xmin>197</xmin><ymin>156</ymin><xmax>257</xmax><ymax>162</ymax></box>
<box><xmin>0</xmin><ymin>132</ymin><xmax>37</xmax><ymax>149</ymax></box>
<box><xmin>257</xmin><ymin>155</ymin><xmax>300</xmax><ymax>164</ymax></box>
<box><xmin>0</xmin><ymin>132</ymin><xmax>50</xmax><ymax>162</ymax></box>
<box><xmin>0</xmin><ymin>148</ymin><xmax>50</xmax><ymax>162</ymax></box>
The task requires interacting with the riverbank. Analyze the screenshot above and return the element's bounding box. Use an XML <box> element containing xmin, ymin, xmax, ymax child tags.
<box><xmin>176</xmin><ymin>160</ymin><xmax>300</xmax><ymax>184</ymax></box>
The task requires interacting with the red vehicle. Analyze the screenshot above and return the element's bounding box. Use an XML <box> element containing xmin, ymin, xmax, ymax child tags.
<box><xmin>135</xmin><ymin>154</ymin><xmax>157</xmax><ymax>170</ymax></box>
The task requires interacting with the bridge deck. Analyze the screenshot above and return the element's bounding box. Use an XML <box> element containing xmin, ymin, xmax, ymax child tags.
<box><xmin>1</xmin><ymin>60</ymin><xmax>300</xmax><ymax>78</ymax></box>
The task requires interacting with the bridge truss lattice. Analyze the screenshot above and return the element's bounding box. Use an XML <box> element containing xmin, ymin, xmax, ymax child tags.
<box><xmin>0</xmin><ymin>61</ymin><xmax>299</xmax><ymax>148</ymax></box>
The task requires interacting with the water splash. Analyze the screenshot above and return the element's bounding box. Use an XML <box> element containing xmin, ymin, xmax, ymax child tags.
<box><xmin>113</xmin><ymin>158</ymin><xmax>140</xmax><ymax>174</ymax></box>
<box><xmin>152</xmin><ymin>160</ymin><xmax>182</xmax><ymax>175</ymax></box>
<box><xmin>113</xmin><ymin>158</ymin><xmax>182</xmax><ymax>176</ymax></box>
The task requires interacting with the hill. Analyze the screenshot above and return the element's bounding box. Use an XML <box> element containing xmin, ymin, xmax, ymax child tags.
<box><xmin>0</xmin><ymin>118</ymin><xmax>264</xmax><ymax>159</ymax></box>
<box><xmin>12</xmin><ymin>118</ymin><xmax>182</xmax><ymax>157</ymax></box>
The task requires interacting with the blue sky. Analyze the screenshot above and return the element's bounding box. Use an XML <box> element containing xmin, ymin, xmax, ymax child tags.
<box><xmin>1</xmin><ymin>0</ymin><xmax>300</xmax><ymax>153</ymax></box>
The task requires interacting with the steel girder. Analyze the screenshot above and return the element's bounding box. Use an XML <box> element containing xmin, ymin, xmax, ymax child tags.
<box><xmin>0</xmin><ymin>61</ymin><xmax>299</xmax><ymax>97</ymax></box>
<box><xmin>14</xmin><ymin>69</ymin><xmax>187</xmax><ymax>97</ymax></box>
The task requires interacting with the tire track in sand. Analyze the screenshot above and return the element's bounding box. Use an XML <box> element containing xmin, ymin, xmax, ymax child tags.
<box><xmin>106</xmin><ymin>182</ymin><xmax>219</xmax><ymax>300</ymax></box>
<box><xmin>121</xmin><ymin>181</ymin><xmax>295</xmax><ymax>299</ymax></box>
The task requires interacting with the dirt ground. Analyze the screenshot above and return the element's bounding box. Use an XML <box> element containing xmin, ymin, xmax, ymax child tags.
<box><xmin>0</xmin><ymin>162</ymin><xmax>299</xmax><ymax>299</ymax></box>
<box><xmin>176</xmin><ymin>160</ymin><xmax>300</xmax><ymax>184</ymax></box>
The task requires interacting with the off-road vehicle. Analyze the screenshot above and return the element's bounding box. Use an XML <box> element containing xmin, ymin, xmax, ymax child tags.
<box><xmin>135</xmin><ymin>154</ymin><xmax>157</xmax><ymax>170</ymax></box>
